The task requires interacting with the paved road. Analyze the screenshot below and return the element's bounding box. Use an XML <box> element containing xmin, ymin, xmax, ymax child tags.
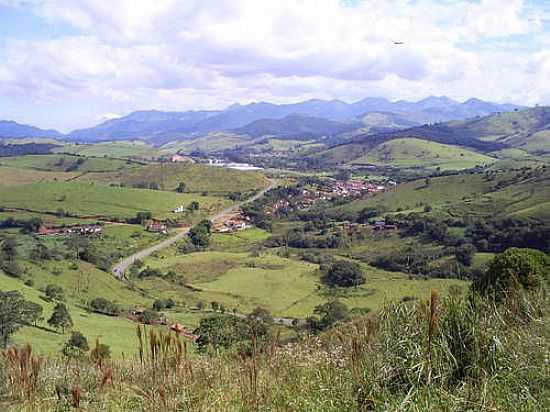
<box><xmin>112</xmin><ymin>180</ymin><xmax>276</xmax><ymax>280</ymax></box>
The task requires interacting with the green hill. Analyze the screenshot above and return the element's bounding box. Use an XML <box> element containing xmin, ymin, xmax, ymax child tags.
<box><xmin>351</xmin><ymin>138</ymin><xmax>495</xmax><ymax>170</ymax></box>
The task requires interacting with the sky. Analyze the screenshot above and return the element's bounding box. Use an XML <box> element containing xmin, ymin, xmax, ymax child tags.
<box><xmin>1</xmin><ymin>0</ymin><xmax>550</xmax><ymax>132</ymax></box>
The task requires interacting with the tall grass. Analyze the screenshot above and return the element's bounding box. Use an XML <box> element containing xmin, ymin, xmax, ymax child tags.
<box><xmin>1</xmin><ymin>288</ymin><xmax>547</xmax><ymax>411</ymax></box>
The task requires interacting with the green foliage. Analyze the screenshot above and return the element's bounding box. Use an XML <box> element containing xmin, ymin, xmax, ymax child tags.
<box><xmin>152</xmin><ymin>298</ymin><xmax>175</xmax><ymax>311</ymax></box>
<box><xmin>62</xmin><ymin>331</ymin><xmax>89</xmax><ymax>358</ymax></box>
<box><xmin>89</xmin><ymin>298</ymin><xmax>120</xmax><ymax>316</ymax></box>
<box><xmin>48</xmin><ymin>302</ymin><xmax>73</xmax><ymax>333</ymax></box>
<box><xmin>189</xmin><ymin>219</ymin><xmax>212</xmax><ymax>247</ymax></box>
<box><xmin>0</xmin><ymin>290</ymin><xmax>40</xmax><ymax>348</ymax></box>
<box><xmin>322</xmin><ymin>260</ymin><xmax>366</xmax><ymax>288</ymax></box>
<box><xmin>474</xmin><ymin>248</ymin><xmax>550</xmax><ymax>298</ymax></box>
<box><xmin>194</xmin><ymin>315</ymin><xmax>270</xmax><ymax>353</ymax></box>
<box><xmin>45</xmin><ymin>284</ymin><xmax>65</xmax><ymax>301</ymax></box>
<box><xmin>176</xmin><ymin>182</ymin><xmax>187</xmax><ymax>193</ymax></box>
<box><xmin>455</xmin><ymin>243</ymin><xmax>476</xmax><ymax>266</ymax></box>
<box><xmin>307</xmin><ymin>300</ymin><xmax>350</xmax><ymax>332</ymax></box>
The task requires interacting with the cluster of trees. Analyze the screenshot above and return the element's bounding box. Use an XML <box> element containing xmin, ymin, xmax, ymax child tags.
<box><xmin>132</xmin><ymin>181</ymin><xmax>161</xmax><ymax>190</ymax></box>
<box><xmin>193</xmin><ymin>314</ymin><xmax>271</xmax><ymax>353</ymax></box>
<box><xmin>265</xmin><ymin>228</ymin><xmax>348</xmax><ymax>249</ymax></box>
<box><xmin>189</xmin><ymin>220</ymin><xmax>212</xmax><ymax>247</ymax></box>
<box><xmin>152</xmin><ymin>298</ymin><xmax>176</xmax><ymax>311</ymax></box>
<box><xmin>89</xmin><ymin>297</ymin><xmax>120</xmax><ymax>316</ymax></box>
<box><xmin>0</xmin><ymin>237</ymin><xmax>23</xmax><ymax>278</ymax></box>
<box><xmin>0</xmin><ymin>217</ymin><xmax>42</xmax><ymax>234</ymax></box>
<box><xmin>322</xmin><ymin>260</ymin><xmax>366</xmax><ymax>288</ymax></box>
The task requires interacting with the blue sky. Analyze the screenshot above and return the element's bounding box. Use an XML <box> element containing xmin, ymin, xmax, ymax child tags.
<box><xmin>1</xmin><ymin>0</ymin><xmax>549</xmax><ymax>132</ymax></box>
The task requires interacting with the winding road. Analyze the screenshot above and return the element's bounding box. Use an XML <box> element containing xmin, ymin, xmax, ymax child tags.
<box><xmin>112</xmin><ymin>179</ymin><xmax>276</xmax><ymax>280</ymax></box>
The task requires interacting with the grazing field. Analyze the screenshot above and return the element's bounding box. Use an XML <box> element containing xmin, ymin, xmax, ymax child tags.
<box><xmin>0</xmin><ymin>165</ymin><xmax>78</xmax><ymax>185</ymax></box>
<box><xmin>351</xmin><ymin>138</ymin><xmax>495</xmax><ymax>170</ymax></box>
<box><xmin>56</xmin><ymin>141</ymin><xmax>160</xmax><ymax>159</ymax></box>
<box><xmin>0</xmin><ymin>181</ymin><xmax>230</xmax><ymax>220</ymax></box>
<box><xmin>139</xmin><ymin>245</ymin><xmax>467</xmax><ymax>318</ymax></box>
<box><xmin>0</xmin><ymin>154</ymin><xmax>134</xmax><ymax>172</ymax></box>
<box><xmin>77</xmin><ymin>162</ymin><xmax>270</xmax><ymax>194</ymax></box>
<box><xmin>160</xmin><ymin>132</ymin><xmax>248</xmax><ymax>154</ymax></box>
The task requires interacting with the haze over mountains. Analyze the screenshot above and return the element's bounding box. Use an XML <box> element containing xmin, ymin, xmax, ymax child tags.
<box><xmin>0</xmin><ymin>96</ymin><xmax>524</xmax><ymax>144</ymax></box>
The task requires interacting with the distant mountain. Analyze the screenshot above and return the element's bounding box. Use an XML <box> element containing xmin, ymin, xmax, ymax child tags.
<box><xmin>232</xmin><ymin>114</ymin><xmax>361</xmax><ymax>139</ymax></box>
<box><xmin>0</xmin><ymin>120</ymin><xmax>63</xmax><ymax>139</ymax></box>
<box><xmin>64</xmin><ymin>97</ymin><xmax>525</xmax><ymax>143</ymax></box>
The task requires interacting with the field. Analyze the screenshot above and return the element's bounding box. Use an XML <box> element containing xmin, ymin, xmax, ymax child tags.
<box><xmin>0</xmin><ymin>165</ymin><xmax>78</xmax><ymax>185</ymax></box>
<box><xmin>77</xmin><ymin>162</ymin><xmax>270</xmax><ymax>194</ymax></box>
<box><xmin>160</xmin><ymin>132</ymin><xmax>248</xmax><ymax>154</ymax></box>
<box><xmin>351</xmin><ymin>138</ymin><xmax>495</xmax><ymax>170</ymax></box>
<box><xmin>55</xmin><ymin>140</ymin><xmax>160</xmax><ymax>159</ymax></box>
<box><xmin>0</xmin><ymin>181</ymin><xmax>230</xmax><ymax>221</ymax></box>
<box><xmin>0</xmin><ymin>154</ymin><xmax>134</xmax><ymax>172</ymax></box>
<box><xmin>135</xmin><ymin>229</ymin><xmax>467</xmax><ymax>318</ymax></box>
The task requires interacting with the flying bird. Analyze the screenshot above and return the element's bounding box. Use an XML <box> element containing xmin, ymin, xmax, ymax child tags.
<box><xmin>391</xmin><ymin>39</ymin><xmax>404</xmax><ymax>45</ymax></box>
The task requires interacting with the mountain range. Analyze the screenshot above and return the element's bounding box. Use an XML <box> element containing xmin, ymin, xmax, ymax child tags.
<box><xmin>0</xmin><ymin>96</ymin><xmax>525</xmax><ymax>144</ymax></box>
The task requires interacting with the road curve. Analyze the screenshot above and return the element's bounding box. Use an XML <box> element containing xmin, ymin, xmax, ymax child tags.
<box><xmin>112</xmin><ymin>179</ymin><xmax>276</xmax><ymax>280</ymax></box>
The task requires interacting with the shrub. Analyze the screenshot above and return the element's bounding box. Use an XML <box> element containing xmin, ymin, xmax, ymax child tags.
<box><xmin>473</xmin><ymin>248</ymin><xmax>550</xmax><ymax>298</ymax></box>
<box><xmin>322</xmin><ymin>260</ymin><xmax>366</xmax><ymax>288</ymax></box>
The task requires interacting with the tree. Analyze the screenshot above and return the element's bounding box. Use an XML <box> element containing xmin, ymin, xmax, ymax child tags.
<box><xmin>188</xmin><ymin>201</ymin><xmax>200</xmax><ymax>212</ymax></box>
<box><xmin>474</xmin><ymin>248</ymin><xmax>550</xmax><ymax>298</ymax></box>
<box><xmin>64</xmin><ymin>234</ymin><xmax>89</xmax><ymax>260</ymax></box>
<box><xmin>211</xmin><ymin>301</ymin><xmax>220</xmax><ymax>312</ymax></box>
<box><xmin>455</xmin><ymin>243</ymin><xmax>476</xmax><ymax>266</ymax></box>
<box><xmin>134</xmin><ymin>211</ymin><xmax>153</xmax><ymax>225</ymax></box>
<box><xmin>176</xmin><ymin>182</ymin><xmax>187</xmax><ymax>193</ymax></box>
<box><xmin>0</xmin><ymin>237</ymin><xmax>17</xmax><ymax>261</ymax></box>
<box><xmin>45</xmin><ymin>284</ymin><xmax>65</xmax><ymax>301</ymax></box>
<box><xmin>0</xmin><ymin>290</ymin><xmax>33</xmax><ymax>347</ymax></box>
<box><xmin>308</xmin><ymin>300</ymin><xmax>350</xmax><ymax>332</ymax></box>
<box><xmin>62</xmin><ymin>331</ymin><xmax>89</xmax><ymax>358</ymax></box>
<box><xmin>248</xmin><ymin>307</ymin><xmax>273</xmax><ymax>323</ymax></box>
<box><xmin>22</xmin><ymin>301</ymin><xmax>43</xmax><ymax>327</ymax></box>
<box><xmin>89</xmin><ymin>297</ymin><xmax>120</xmax><ymax>316</ymax></box>
<box><xmin>48</xmin><ymin>302</ymin><xmax>73</xmax><ymax>333</ymax></box>
<box><xmin>189</xmin><ymin>220</ymin><xmax>212</xmax><ymax>247</ymax></box>
<box><xmin>322</xmin><ymin>260</ymin><xmax>366</xmax><ymax>288</ymax></box>
<box><xmin>140</xmin><ymin>310</ymin><xmax>160</xmax><ymax>324</ymax></box>
<box><xmin>193</xmin><ymin>315</ymin><xmax>270</xmax><ymax>353</ymax></box>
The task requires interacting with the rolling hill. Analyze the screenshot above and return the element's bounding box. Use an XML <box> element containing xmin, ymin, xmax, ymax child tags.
<box><xmin>350</xmin><ymin>138</ymin><xmax>495</xmax><ymax>170</ymax></box>
<box><xmin>312</xmin><ymin>106</ymin><xmax>550</xmax><ymax>167</ymax></box>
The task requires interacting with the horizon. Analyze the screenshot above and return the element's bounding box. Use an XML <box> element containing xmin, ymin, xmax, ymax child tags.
<box><xmin>1</xmin><ymin>0</ymin><xmax>550</xmax><ymax>132</ymax></box>
<box><xmin>0</xmin><ymin>94</ymin><xmax>528</xmax><ymax>135</ymax></box>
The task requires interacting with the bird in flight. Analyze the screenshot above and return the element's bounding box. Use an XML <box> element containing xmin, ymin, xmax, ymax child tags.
<box><xmin>391</xmin><ymin>39</ymin><xmax>404</xmax><ymax>45</ymax></box>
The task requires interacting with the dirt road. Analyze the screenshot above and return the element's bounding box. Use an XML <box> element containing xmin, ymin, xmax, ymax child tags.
<box><xmin>112</xmin><ymin>180</ymin><xmax>276</xmax><ymax>280</ymax></box>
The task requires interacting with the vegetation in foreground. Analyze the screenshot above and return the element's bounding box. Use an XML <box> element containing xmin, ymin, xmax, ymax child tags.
<box><xmin>0</xmin><ymin>248</ymin><xmax>548</xmax><ymax>411</ymax></box>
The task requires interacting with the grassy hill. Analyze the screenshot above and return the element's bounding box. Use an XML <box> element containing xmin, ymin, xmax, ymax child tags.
<box><xmin>77</xmin><ymin>162</ymin><xmax>270</xmax><ymax>195</ymax></box>
<box><xmin>350</xmin><ymin>138</ymin><xmax>495</xmax><ymax>170</ymax></box>
<box><xmin>0</xmin><ymin>154</ymin><xmax>135</xmax><ymax>173</ymax></box>
<box><xmin>55</xmin><ymin>140</ymin><xmax>160</xmax><ymax>159</ymax></box>
<box><xmin>0</xmin><ymin>181</ymin><xmax>230</xmax><ymax>220</ymax></box>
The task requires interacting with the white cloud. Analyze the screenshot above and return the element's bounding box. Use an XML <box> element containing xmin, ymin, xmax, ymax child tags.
<box><xmin>0</xmin><ymin>0</ymin><xmax>548</xmax><ymax>130</ymax></box>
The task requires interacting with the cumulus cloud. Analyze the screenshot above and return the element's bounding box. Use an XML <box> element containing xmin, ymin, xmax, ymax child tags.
<box><xmin>0</xmin><ymin>0</ymin><xmax>548</xmax><ymax>130</ymax></box>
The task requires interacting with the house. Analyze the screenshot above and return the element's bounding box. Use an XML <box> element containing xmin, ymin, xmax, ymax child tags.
<box><xmin>145</xmin><ymin>220</ymin><xmax>168</xmax><ymax>234</ymax></box>
<box><xmin>170</xmin><ymin>154</ymin><xmax>192</xmax><ymax>163</ymax></box>
<box><xmin>372</xmin><ymin>221</ymin><xmax>398</xmax><ymax>231</ymax></box>
<box><xmin>172</xmin><ymin>205</ymin><xmax>186</xmax><ymax>213</ymax></box>
<box><xmin>36</xmin><ymin>224</ymin><xmax>102</xmax><ymax>236</ymax></box>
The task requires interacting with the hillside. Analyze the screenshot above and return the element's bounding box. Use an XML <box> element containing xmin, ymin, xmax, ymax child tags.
<box><xmin>312</xmin><ymin>106</ymin><xmax>550</xmax><ymax>166</ymax></box>
<box><xmin>233</xmin><ymin>114</ymin><xmax>360</xmax><ymax>139</ymax></box>
<box><xmin>351</xmin><ymin>138</ymin><xmax>495</xmax><ymax>170</ymax></box>
<box><xmin>0</xmin><ymin>120</ymin><xmax>63</xmax><ymax>139</ymax></box>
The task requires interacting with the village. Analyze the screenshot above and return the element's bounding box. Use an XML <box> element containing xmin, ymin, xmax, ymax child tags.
<box><xmin>266</xmin><ymin>178</ymin><xmax>394</xmax><ymax>216</ymax></box>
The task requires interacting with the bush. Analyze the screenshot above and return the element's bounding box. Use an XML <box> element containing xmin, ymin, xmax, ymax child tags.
<box><xmin>322</xmin><ymin>260</ymin><xmax>365</xmax><ymax>288</ymax></box>
<box><xmin>473</xmin><ymin>248</ymin><xmax>550</xmax><ymax>298</ymax></box>
<box><xmin>89</xmin><ymin>298</ymin><xmax>120</xmax><ymax>316</ymax></box>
